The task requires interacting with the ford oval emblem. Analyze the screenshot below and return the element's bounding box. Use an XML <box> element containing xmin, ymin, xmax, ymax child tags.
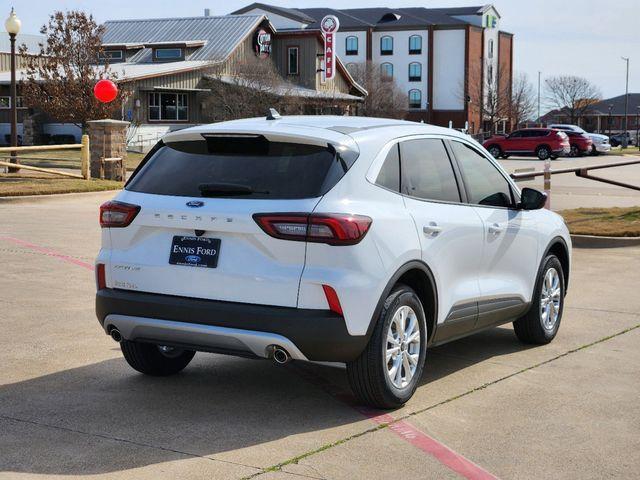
<box><xmin>185</xmin><ymin>255</ymin><xmax>201</xmax><ymax>263</ymax></box>
<box><xmin>186</xmin><ymin>201</ymin><xmax>204</xmax><ymax>208</ymax></box>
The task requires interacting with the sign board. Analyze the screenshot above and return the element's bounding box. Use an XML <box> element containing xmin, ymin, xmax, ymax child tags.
<box><xmin>253</xmin><ymin>28</ymin><xmax>271</xmax><ymax>58</ymax></box>
<box><xmin>320</xmin><ymin>15</ymin><xmax>339</xmax><ymax>82</ymax></box>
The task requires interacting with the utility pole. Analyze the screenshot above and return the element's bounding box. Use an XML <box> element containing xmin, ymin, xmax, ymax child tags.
<box><xmin>537</xmin><ymin>71</ymin><xmax>541</xmax><ymax>126</ymax></box>
<box><xmin>622</xmin><ymin>57</ymin><xmax>630</xmax><ymax>148</ymax></box>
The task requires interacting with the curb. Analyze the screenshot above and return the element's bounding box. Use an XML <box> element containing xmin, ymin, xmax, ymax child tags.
<box><xmin>0</xmin><ymin>189</ymin><xmax>121</xmax><ymax>204</ymax></box>
<box><xmin>571</xmin><ymin>234</ymin><xmax>640</xmax><ymax>249</ymax></box>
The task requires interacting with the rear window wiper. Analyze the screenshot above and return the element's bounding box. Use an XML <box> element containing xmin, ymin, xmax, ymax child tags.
<box><xmin>198</xmin><ymin>183</ymin><xmax>269</xmax><ymax>197</ymax></box>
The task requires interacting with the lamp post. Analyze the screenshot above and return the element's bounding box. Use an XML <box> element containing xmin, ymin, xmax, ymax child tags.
<box><xmin>621</xmin><ymin>57</ymin><xmax>629</xmax><ymax>148</ymax></box>
<box><xmin>608</xmin><ymin>104</ymin><xmax>613</xmax><ymax>138</ymax></box>
<box><xmin>5</xmin><ymin>7</ymin><xmax>21</xmax><ymax>173</ymax></box>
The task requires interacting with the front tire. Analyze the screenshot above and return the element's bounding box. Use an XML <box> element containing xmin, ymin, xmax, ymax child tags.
<box><xmin>120</xmin><ymin>340</ymin><xmax>196</xmax><ymax>376</ymax></box>
<box><xmin>347</xmin><ymin>284</ymin><xmax>427</xmax><ymax>409</ymax></box>
<box><xmin>513</xmin><ymin>255</ymin><xmax>565</xmax><ymax>344</ymax></box>
<box><xmin>537</xmin><ymin>145</ymin><xmax>552</xmax><ymax>160</ymax></box>
<box><xmin>488</xmin><ymin>145</ymin><xmax>503</xmax><ymax>159</ymax></box>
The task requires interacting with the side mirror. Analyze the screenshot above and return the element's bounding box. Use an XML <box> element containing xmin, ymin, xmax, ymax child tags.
<box><xmin>519</xmin><ymin>188</ymin><xmax>547</xmax><ymax>210</ymax></box>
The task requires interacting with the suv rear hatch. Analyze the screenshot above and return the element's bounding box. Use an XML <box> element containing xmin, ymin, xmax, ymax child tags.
<box><xmin>103</xmin><ymin>130</ymin><xmax>358</xmax><ymax>308</ymax></box>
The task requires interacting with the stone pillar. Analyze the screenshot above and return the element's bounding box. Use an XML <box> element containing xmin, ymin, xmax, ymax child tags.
<box><xmin>87</xmin><ymin>119</ymin><xmax>130</xmax><ymax>181</ymax></box>
<box><xmin>22</xmin><ymin>111</ymin><xmax>44</xmax><ymax>146</ymax></box>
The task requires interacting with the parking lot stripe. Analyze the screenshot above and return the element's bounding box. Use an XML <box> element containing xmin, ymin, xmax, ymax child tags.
<box><xmin>292</xmin><ymin>364</ymin><xmax>499</xmax><ymax>480</ymax></box>
<box><xmin>0</xmin><ymin>236</ymin><xmax>94</xmax><ymax>271</ymax></box>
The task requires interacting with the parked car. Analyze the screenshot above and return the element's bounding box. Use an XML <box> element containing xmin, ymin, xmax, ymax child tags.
<box><xmin>483</xmin><ymin>128</ymin><xmax>571</xmax><ymax>160</ymax></box>
<box><xmin>96</xmin><ymin>115</ymin><xmax>571</xmax><ymax>409</ymax></box>
<box><xmin>609</xmin><ymin>132</ymin><xmax>635</xmax><ymax>147</ymax></box>
<box><xmin>564</xmin><ymin>131</ymin><xmax>593</xmax><ymax>157</ymax></box>
<box><xmin>548</xmin><ymin>124</ymin><xmax>611</xmax><ymax>155</ymax></box>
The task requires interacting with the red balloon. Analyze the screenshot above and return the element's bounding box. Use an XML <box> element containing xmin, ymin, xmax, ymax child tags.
<box><xmin>94</xmin><ymin>79</ymin><xmax>118</xmax><ymax>103</ymax></box>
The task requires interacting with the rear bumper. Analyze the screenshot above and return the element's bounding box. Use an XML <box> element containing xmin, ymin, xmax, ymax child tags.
<box><xmin>96</xmin><ymin>289</ymin><xmax>369</xmax><ymax>362</ymax></box>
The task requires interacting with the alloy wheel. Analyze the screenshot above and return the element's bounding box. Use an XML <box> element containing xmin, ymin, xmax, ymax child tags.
<box><xmin>540</xmin><ymin>268</ymin><xmax>561</xmax><ymax>330</ymax></box>
<box><xmin>386</xmin><ymin>305</ymin><xmax>421</xmax><ymax>389</ymax></box>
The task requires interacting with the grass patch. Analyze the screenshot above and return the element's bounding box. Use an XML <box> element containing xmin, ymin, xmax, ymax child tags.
<box><xmin>0</xmin><ymin>174</ymin><xmax>122</xmax><ymax>197</ymax></box>
<box><xmin>560</xmin><ymin>207</ymin><xmax>640</xmax><ymax>237</ymax></box>
<box><xmin>0</xmin><ymin>149</ymin><xmax>145</xmax><ymax>171</ymax></box>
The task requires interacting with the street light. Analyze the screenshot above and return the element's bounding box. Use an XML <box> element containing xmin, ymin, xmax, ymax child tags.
<box><xmin>5</xmin><ymin>7</ymin><xmax>21</xmax><ymax>173</ymax></box>
<box><xmin>621</xmin><ymin>57</ymin><xmax>630</xmax><ymax>148</ymax></box>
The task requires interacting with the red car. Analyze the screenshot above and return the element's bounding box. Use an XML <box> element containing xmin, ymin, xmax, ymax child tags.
<box><xmin>565</xmin><ymin>131</ymin><xmax>593</xmax><ymax>157</ymax></box>
<box><xmin>483</xmin><ymin>128</ymin><xmax>571</xmax><ymax>160</ymax></box>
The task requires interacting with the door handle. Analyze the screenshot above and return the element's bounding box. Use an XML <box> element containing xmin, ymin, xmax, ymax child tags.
<box><xmin>423</xmin><ymin>222</ymin><xmax>442</xmax><ymax>237</ymax></box>
<box><xmin>488</xmin><ymin>223</ymin><xmax>504</xmax><ymax>235</ymax></box>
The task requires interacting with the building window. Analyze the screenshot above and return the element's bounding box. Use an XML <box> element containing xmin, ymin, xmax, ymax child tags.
<box><xmin>153</xmin><ymin>48</ymin><xmax>183</xmax><ymax>61</ymax></box>
<box><xmin>380</xmin><ymin>62</ymin><xmax>393</xmax><ymax>78</ymax></box>
<box><xmin>0</xmin><ymin>96</ymin><xmax>25</xmax><ymax>109</ymax></box>
<box><xmin>98</xmin><ymin>50</ymin><xmax>124</xmax><ymax>63</ymax></box>
<box><xmin>408</xmin><ymin>89</ymin><xmax>421</xmax><ymax>109</ymax></box>
<box><xmin>148</xmin><ymin>92</ymin><xmax>189</xmax><ymax>122</ymax></box>
<box><xmin>488</xmin><ymin>39</ymin><xmax>494</xmax><ymax>59</ymax></box>
<box><xmin>487</xmin><ymin>64</ymin><xmax>494</xmax><ymax>84</ymax></box>
<box><xmin>380</xmin><ymin>36</ymin><xmax>393</xmax><ymax>55</ymax></box>
<box><xmin>287</xmin><ymin>47</ymin><xmax>299</xmax><ymax>75</ymax></box>
<box><xmin>346</xmin><ymin>36</ymin><xmax>358</xmax><ymax>56</ymax></box>
<box><xmin>409</xmin><ymin>62</ymin><xmax>421</xmax><ymax>82</ymax></box>
<box><xmin>409</xmin><ymin>35</ymin><xmax>422</xmax><ymax>55</ymax></box>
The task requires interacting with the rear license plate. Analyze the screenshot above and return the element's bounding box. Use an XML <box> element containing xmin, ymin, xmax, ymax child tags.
<box><xmin>169</xmin><ymin>236</ymin><xmax>221</xmax><ymax>268</ymax></box>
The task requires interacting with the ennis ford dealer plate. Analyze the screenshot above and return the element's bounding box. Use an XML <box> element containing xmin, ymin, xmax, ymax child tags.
<box><xmin>169</xmin><ymin>236</ymin><xmax>221</xmax><ymax>268</ymax></box>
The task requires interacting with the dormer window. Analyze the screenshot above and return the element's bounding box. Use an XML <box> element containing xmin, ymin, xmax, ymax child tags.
<box><xmin>154</xmin><ymin>48</ymin><xmax>184</xmax><ymax>61</ymax></box>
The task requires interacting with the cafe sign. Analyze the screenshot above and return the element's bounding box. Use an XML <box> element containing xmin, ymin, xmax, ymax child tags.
<box><xmin>253</xmin><ymin>28</ymin><xmax>272</xmax><ymax>58</ymax></box>
<box><xmin>320</xmin><ymin>15</ymin><xmax>339</xmax><ymax>82</ymax></box>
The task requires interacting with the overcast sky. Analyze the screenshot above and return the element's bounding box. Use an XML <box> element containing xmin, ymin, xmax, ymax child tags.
<box><xmin>7</xmin><ymin>0</ymin><xmax>639</xmax><ymax>101</ymax></box>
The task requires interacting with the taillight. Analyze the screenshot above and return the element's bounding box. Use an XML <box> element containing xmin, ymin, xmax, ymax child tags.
<box><xmin>96</xmin><ymin>263</ymin><xmax>106</xmax><ymax>290</ymax></box>
<box><xmin>99</xmin><ymin>201</ymin><xmax>140</xmax><ymax>228</ymax></box>
<box><xmin>253</xmin><ymin>213</ymin><xmax>372</xmax><ymax>246</ymax></box>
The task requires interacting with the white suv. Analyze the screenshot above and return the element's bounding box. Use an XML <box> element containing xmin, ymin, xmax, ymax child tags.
<box><xmin>96</xmin><ymin>115</ymin><xmax>571</xmax><ymax>408</ymax></box>
<box><xmin>548</xmin><ymin>124</ymin><xmax>611</xmax><ymax>155</ymax></box>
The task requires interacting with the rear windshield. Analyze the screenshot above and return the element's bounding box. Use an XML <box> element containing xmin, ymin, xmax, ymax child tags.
<box><xmin>126</xmin><ymin>136</ymin><xmax>352</xmax><ymax>199</ymax></box>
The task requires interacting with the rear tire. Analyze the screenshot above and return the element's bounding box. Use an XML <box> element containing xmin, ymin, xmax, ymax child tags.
<box><xmin>537</xmin><ymin>145</ymin><xmax>552</xmax><ymax>160</ymax></box>
<box><xmin>120</xmin><ymin>340</ymin><xmax>195</xmax><ymax>376</ymax></box>
<box><xmin>569</xmin><ymin>144</ymin><xmax>579</xmax><ymax>157</ymax></box>
<box><xmin>513</xmin><ymin>255</ymin><xmax>565</xmax><ymax>345</ymax></box>
<box><xmin>347</xmin><ymin>284</ymin><xmax>427</xmax><ymax>409</ymax></box>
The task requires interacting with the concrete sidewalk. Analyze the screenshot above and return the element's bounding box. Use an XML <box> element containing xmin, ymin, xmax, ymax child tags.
<box><xmin>0</xmin><ymin>192</ymin><xmax>639</xmax><ymax>479</ymax></box>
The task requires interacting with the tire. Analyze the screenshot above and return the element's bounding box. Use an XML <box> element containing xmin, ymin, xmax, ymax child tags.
<box><xmin>569</xmin><ymin>144</ymin><xmax>579</xmax><ymax>157</ymax></box>
<box><xmin>513</xmin><ymin>255</ymin><xmax>565</xmax><ymax>345</ymax></box>
<box><xmin>120</xmin><ymin>340</ymin><xmax>196</xmax><ymax>376</ymax></box>
<box><xmin>536</xmin><ymin>145</ymin><xmax>552</xmax><ymax>160</ymax></box>
<box><xmin>487</xmin><ymin>145</ymin><xmax>502</xmax><ymax>159</ymax></box>
<box><xmin>590</xmin><ymin>145</ymin><xmax>599</xmax><ymax>156</ymax></box>
<box><xmin>347</xmin><ymin>284</ymin><xmax>427</xmax><ymax>409</ymax></box>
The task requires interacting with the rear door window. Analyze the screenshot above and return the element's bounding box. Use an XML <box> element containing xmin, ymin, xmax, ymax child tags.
<box><xmin>399</xmin><ymin>138</ymin><xmax>461</xmax><ymax>203</ymax></box>
<box><xmin>126</xmin><ymin>136</ymin><xmax>352</xmax><ymax>199</ymax></box>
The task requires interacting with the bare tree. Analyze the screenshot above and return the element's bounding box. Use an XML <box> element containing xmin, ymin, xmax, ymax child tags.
<box><xmin>202</xmin><ymin>56</ymin><xmax>296</xmax><ymax>122</ymax></box>
<box><xmin>510</xmin><ymin>72</ymin><xmax>537</xmax><ymax>127</ymax></box>
<box><xmin>19</xmin><ymin>11</ymin><xmax>128</xmax><ymax>131</ymax></box>
<box><xmin>463</xmin><ymin>60</ymin><xmax>511</xmax><ymax>134</ymax></box>
<box><xmin>544</xmin><ymin>75</ymin><xmax>601</xmax><ymax>124</ymax></box>
<box><xmin>348</xmin><ymin>62</ymin><xmax>406</xmax><ymax>119</ymax></box>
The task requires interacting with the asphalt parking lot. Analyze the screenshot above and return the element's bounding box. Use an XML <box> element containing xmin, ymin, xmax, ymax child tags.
<box><xmin>1</xmin><ymin>191</ymin><xmax>639</xmax><ymax>479</ymax></box>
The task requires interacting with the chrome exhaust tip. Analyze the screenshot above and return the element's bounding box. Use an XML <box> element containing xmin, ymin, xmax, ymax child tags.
<box><xmin>271</xmin><ymin>346</ymin><xmax>291</xmax><ymax>365</ymax></box>
<box><xmin>109</xmin><ymin>328</ymin><xmax>122</xmax><ymax>343</ymax></box>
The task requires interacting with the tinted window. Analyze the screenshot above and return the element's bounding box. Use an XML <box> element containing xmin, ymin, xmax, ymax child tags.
<box><xmin>509</xmin><ymin>131</ymin><xmax>523</xmax><ymax>138</ymax></box>
<box><xmin>127</xmin><ymin>138</ymin><xmax>349</xmax><ymax>199</ymax></box>
<box><xmin>376</xmin><ymin>144</ymin><xmax>400</xmax><ymax>191</ymax></box>
<box><xmin>450</xmin><ymin>141</ymin><xmax>514</xmax><ymax>208</ymax></box>
<box><xmin>399</xmin><ymin>139</ymin><xmax>460</xmax><ymax>203</ymax></box>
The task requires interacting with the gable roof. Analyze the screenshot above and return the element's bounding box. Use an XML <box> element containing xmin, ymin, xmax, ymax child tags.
<box><xmin>231</xmin><ymin>4</ymin><xmax>491</xmax><ymax>29</ymax></box>
<box><xmin>587</xmin><ymin>94</ymin><xmax>640</xmax><ymax>115</ymax></box>
<box><xmin>102</xmin><ymin>14</ymin><xmax>267</xmax><ymax>63</ymax></box>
